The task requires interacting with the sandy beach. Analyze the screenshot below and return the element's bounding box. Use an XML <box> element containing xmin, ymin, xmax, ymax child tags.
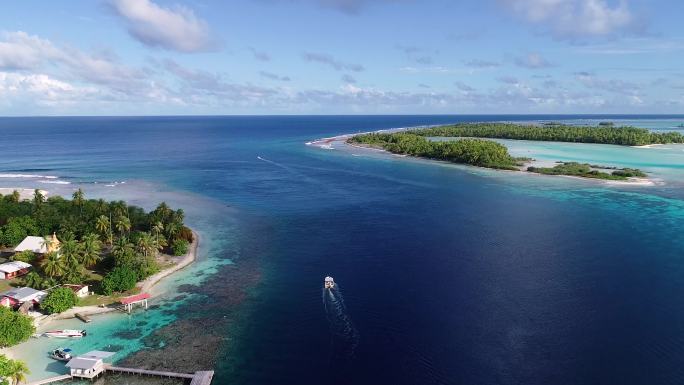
<box><xmin>314</xmin><ymin>131</ymin><xmax>658</xmax><ymax>187</ymax></box>
<box><xmin>34</xmin><ymin>231</ymin><xmax>199</xmax><ymax>327</ymax></box>
<box><xmin>0</xmin><ymin>187</ymin><xmax>48</xmax><ymax>200</ymax></box>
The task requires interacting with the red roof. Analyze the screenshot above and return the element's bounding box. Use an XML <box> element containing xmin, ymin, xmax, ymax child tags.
<box><xmin>120</xmin><ymin>293</ymin><xmax>150</xmax><ymax>305</ymax></box>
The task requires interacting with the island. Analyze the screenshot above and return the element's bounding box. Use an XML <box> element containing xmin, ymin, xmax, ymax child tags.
<box><xmin>0</xmin><ymin>188</ymin><xmax>195</xmax><ymax>371</ymax></box>
<box><xmin>410</xmin><ymin>122</ymin><xmax>684</xmax><ymax>146</ymax></box>
<box><xmin>347</xmin><ymin>122</ymin><xmax>681</xmax><ymax>182</ymax></box>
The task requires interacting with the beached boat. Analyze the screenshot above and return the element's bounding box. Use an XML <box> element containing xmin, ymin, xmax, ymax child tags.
<box><xmin>49</xmin><ymin>348</ymin><xmax>72</xmax><ymax>361</ymax></box>
<box><xmin>324</xmin><ymin>276</ymin><xmax>335</xmax><ymax>289</ymax></box>
<box><xmin>44</xmin><ymin>329</ymin><xmax>87</xmax><ymax>338</ymax></box>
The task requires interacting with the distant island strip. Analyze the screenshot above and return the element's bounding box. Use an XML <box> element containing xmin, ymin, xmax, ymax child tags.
<box><xmin>347</xmin><ymin>123</ymin><xmax>681</xmax><ymax>182</ymax></box>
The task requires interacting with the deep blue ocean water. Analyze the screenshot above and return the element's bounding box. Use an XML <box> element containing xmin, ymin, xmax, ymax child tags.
<box><xmin>1</xmin><ymin>115</ymin><xmax>684</xmax><ymax>385</ymax></box>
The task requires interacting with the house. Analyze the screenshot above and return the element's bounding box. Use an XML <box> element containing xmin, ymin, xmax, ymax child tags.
<box><xmin>63</xmin><ymin>284</ymin><xmax>89</xmax><ymax>298</ymax></box>
<box><xmin>13</xmin><ymin>233</ymin><xmax>60</xmax><ymax>254</ymax></box>
<box><xmin>0</xmin><ymin>287</ymin><xmax>46</xmax><ymax>308</ymax></box>
<box><xmin>65</xmin><ymin>351</ymin><xmax>115</xmax><ymax>379</ymax></box>
<box><xmin>0</xmin><ymin>261</ymin><xmax>32</xmax><ymax>280</ymax></box>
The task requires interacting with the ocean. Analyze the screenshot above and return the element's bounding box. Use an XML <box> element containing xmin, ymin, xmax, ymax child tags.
<box><xmin>1</xmin><ymin>115</ymin><xmax>684</xmax><ymax>385</ymax></box>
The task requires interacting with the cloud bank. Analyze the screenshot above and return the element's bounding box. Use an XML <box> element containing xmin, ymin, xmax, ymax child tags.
<box><xmin>109</xmin><ymin>0</ymin><xmax>214</xmax><ymax>52</ymax></box>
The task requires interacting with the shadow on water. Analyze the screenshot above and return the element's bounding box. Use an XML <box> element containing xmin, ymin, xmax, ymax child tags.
<box><xmin>323</xmin><ymin>282</ymin><xmax>359</xmax><ymax>383</ymax></box>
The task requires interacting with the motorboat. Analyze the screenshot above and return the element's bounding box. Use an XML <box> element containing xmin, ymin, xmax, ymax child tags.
<box><xmin>324</xmin><ymin>276</ymin><xmax>335</xmax><ymax>289</ymax></box>
<box><xmin>50</xmin><ymin>348</ymin><xmax>72</xmax><ymax>362</ymax></box>
<box><xmin>44</xmin><ymin>329</ymin><xmax>87</xmax><ymax>338</ymax></box>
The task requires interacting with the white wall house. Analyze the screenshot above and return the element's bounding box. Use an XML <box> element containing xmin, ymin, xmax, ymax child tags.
<box><xmin>0</xmin><ymin>261</ymin><xmax>32</xmax><ymax>280</ymax></box>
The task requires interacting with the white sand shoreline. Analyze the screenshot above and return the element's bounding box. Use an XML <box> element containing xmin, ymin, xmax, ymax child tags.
<box><xmin>0</xmin><ymin>230</ymin><xmax>199</xmax><ymax>365</ymax></box>
<box><xmin>308</xmin><ymin>130</ymin><xmax>658</xmax><ymax>187</ymax></box>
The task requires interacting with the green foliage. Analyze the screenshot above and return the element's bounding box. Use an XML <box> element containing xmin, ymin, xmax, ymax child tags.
<box><xmin>0</xmin><ymin>307</ymin><xmax>35</xmax><ymax>348</ymax></box>
<box><xmin>22</xmin><ymin>271</ymin><xmax>42</xmax><ymax>288</ymax></box>
<box><xmin>172</xmin><ymin>239</ymin><xmax>189</xmax><ymax>256</ymax></box>
<box><xmin>10</xmin><ymin>250</ymin><xmax>36</xmax><ymax>263</ymax></box>
<box><xmin>101</xmin><ymin>266</ymin><xmax>137</xmax><ymax>295</ymax></box>
<box><xmin>350</xmin><ymin>133</ymin><xmax>521</xmax><ymax>170</ymax></box>
<box><xmin>412</xmin><ymin>122</ymin><xmax>684</xmax><ymax>146</ymax></box>
<box><xmin>40</xmin><ymin>287</ymin><xmax>78</xmax><ymax>314</ymax></box>
<box><xmin>527</xmin><ymin>162</ymin><xmax>647</xmax><ymax>180</ymax></box>
<box><xmin>0</xmin><ymin>191</ymin><xmax>187</xmax><ymax>298</ymax></box>
<box><xmin>0</xmin><ymin>216</ymin><xmax>39</xmax><ymax>247</ymax></box>
<box><xmin>0</xmin><ymin>354</ymin><xmax>30</xmax><ymax>385</ymax></box>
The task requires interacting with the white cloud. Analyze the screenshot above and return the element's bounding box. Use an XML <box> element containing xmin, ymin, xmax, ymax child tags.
<box><xmin>109</xmin><ymin>0</ymin><xmax>214</xmax><ymax>52</ymax></box>
<box><xmin>0</xmin><ymin>32</ymin><xmax>62</xmax><ymax>70</ymax></box>
<box><xmin>0</xmin><ymin>72</ymin><xmax>98</xmax><ymax>107</ymax></box>
<box><xmin>0</xmin><ymin>31</ymin><xmax>148</xmax><ymax>92</ymax></box>
<box><xmin>501</xmin><ymin>0</ymin><xmax>635</xmax><ymax>40</ymax></box>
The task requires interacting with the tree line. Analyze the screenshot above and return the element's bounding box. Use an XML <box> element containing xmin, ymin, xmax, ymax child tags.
<box><xmin>0</xmin><ymin>189</ymin><xmax>193</xmax><ymax>295</ymax></box>
<box><xmin>349</xmin><ymin>132</ymin><xmax>528</xmax><ymax>170</ymax></box>
<box><xmin>411</xmin><ymin>123</ymin><xmax>684</xmax><ymax>146</ymax></box>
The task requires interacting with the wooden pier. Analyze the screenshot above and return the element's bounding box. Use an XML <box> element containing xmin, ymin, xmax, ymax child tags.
<box><xmin>75</xmin><ymin>313</ymin><xmax>91</xmax><ymax>323</ymax></box>
<box><xmin>105</xmin><ymin>364</ymin><xmax>195</xmax><ymax>379</ymax></box>
<box><xmin>24</xmin><ymin>366</ymin><xmax>214</xmax><ymax>385</ymax></box>
<box><xmin>25</xmin><ymin>374</ymin><xmax>72</xmax><ymax>385</ymax></box>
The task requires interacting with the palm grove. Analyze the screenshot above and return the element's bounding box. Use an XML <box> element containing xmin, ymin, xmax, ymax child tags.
<box><xmin>0</xmin><ymin>189</ymin><xmax>192</xmax><ymax>297</ymax></box>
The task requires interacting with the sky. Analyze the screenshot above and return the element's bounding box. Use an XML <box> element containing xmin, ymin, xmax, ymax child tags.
<box><xmin>0</xmin><ymin>0</ymin><xmax>683</xmax><ymax>115</ymax></box>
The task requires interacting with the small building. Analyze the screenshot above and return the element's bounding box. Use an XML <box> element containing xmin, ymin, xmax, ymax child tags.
<box><xmin>120</xmin><ymin>292</ymin><xmax>150</xmax><ymax>313</ymax></box>
<box><xmin>0</xmin><ymin>287</ymin><xmax>46</xmax><ymax>308</ymax></box>
<box><xmin>66</xmin><ymin>351</ymin><xmax>115</xmax><ymax>379</ymax></box>
<box><xmin>63</xmin><ymin>284</ymin><xmax>89</xmax><ymax>298</ymax></box>
<box><xmin>13</xmin><ymin>233</ymin><xmax>60</xmax><ymax>254</ymax></box>
<box><xmin>0</xmin><ymin>261</ymin><xmax>32</xmax><ymax>280</ymax></box>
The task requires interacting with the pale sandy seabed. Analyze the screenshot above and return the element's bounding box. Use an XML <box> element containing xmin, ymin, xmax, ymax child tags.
<box><xmin>308</xmin><ymin>133</ymin><xmax>664</xmax><ymax>187</ymax></box>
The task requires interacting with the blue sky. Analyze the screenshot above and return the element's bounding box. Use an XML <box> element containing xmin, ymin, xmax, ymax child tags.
<box><xmin>0</xmin><ymin>0</ymin><xmax>683</xmax><ymax>115</ymax></box>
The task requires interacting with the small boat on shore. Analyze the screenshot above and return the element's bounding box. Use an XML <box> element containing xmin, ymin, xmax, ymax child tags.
<box><xmin>324</xmin><ymin>276</ymin><xmax>335</xmax><ymax>289</ymax></box>
<box><xmin>44</xmin><ymin>329</ymin><xmax>87</xmax><ymax>338</ymax></box>
<box><xmin>49</xmin><ymin>348</ymin><xmax>72</xmax><ymax>362</ymax></box>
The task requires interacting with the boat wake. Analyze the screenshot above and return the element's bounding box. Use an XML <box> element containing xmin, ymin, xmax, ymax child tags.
<box><xmin>323</xmin><ymin>283</ymin><xmax>359</xmax><ymax>361</ymax></box>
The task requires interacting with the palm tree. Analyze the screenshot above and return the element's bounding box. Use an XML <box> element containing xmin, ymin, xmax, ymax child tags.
<box><xmin>112</xmin><ymin>236</ymin><xmax>135</xmax><ymax>266</ymax></box>
<box><xmin>7</xmin><ymin>359</ymin><xmax>30</xmax><ymax>385</ymax></box>
<box><xmin>61</xmin><ymin>260</ymin><xmax>83</xmax><ymax>284</ymax></box>
<box><xmin>152</xmin><ymin>221</ymin><xmax>164</xmax><ymax>241</ymax></box>
<box><xmin>9</xmin><ymin>190</ymin><xmax>20</xmax><ymax>203</ymax></box>
<box><xmin>23</xmin><ymin>271</ymin><xmax>42</xmax><ymax>288</ymax></box>
<box><xmin>60</xmin><ymin>238</ymin><xmax>81</xmax><ymax>267</ymax></box>
<box><xmin>136</xmin><ymin>232</ymin><xmax>156</xmax><ymax>258</ymax></box>
<box><xmin>72</xmin><ymin>188</ymin><xmax>85</xmax><ymax>215</ymax></box>
<box><xmin>95</xmin><ymin>198</ymin><xmax>108</xmax><ymax>215</ymax></box>
<box><xmin>80</xmin><ymin>233</ymin><xmax>102</xmax><ymax>268</ymax></box>
<box><xmin>165</xmin><ymin>221</ymin><xmax>181</xmax><ymax>241</ymax></box>
<box><xmin>155</xmin><ymin>202</ymin><xmax>171</xmax><ymax>222</ymax></box>
<box><xmin>115</xmin><ymin>216</ymin><xmax>131</xmax><ymax>236</ymax></box>
<box><xmin>40</xmin><ymin>277</ymin><xmax>58</xmax><ymax>290</ymax></box>
<box><xmin>32</xmin><ymin>189</ymin><xmax>44</xmax><ymax>208</ymax></box>
<box><xmin>41</xmin><ymin>236</ymin><xmax>54</xmax><ymax>253</ymax></box>
<box><xmin>95</xmin><ymin>215</ymin><xmax>111</xmax><ymax>243</ymax></box>
<box><xmin>41</xmin><ymin>252</ymin><xmax>65</xmax><ymax>277</ymax></box>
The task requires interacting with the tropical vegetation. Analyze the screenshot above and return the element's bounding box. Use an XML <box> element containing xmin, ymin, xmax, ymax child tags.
<box><xmin>0</xmin><ymin>307</ymin><xmax>34</xmax><ymax>348</ymax></box>
<box><xmin>40</xmin><ymin>287</ymin><xmax>78</xmax><ymax>314</ymax></box>
<box><xmin>0</xmin><ymin>189</ymin><xmax>192</xmax><ymax>296</ymax></box>
<box><xmin>0</xmin><ymin>355</ymin><xmax>29</xmax><ymax>385</ymax></box>
<box><xmin>527</xmin><ymin>162</ymin><xmax>648</xmax><ymax>180</ymax></box>
<box><xmin>411</xmin><ymin>122</ymin><xmax>684</xmax><ymax>146</ymax></box>
<box><xmin>349</xmin><ymin>132</ymin><xmax>528</xmax><ymax>170</ymax></box>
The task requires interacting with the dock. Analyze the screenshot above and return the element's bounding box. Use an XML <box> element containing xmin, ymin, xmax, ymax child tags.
<box><xmin>25</xmin><ymin>374</ymin><xmax>72</xmax><ymax>385</ymax></box>
<box><xmin>24</xmin><ymin>366</ymin><xmax>214</xmax><ymax>385</ymax></box>
<box><xmin>75</xmin><ymin>313</ymin><xmax>91</xmax><ymax>323</ymax></box>
<box><xmin>106</xmin><ymin>365</ymin><xmax>214</xmax><ymax>384</ymax></box>
<box><xmin>105</xmin><ymin>364</ymin><xmax>195</xmax><ymax>379</ymax></box>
